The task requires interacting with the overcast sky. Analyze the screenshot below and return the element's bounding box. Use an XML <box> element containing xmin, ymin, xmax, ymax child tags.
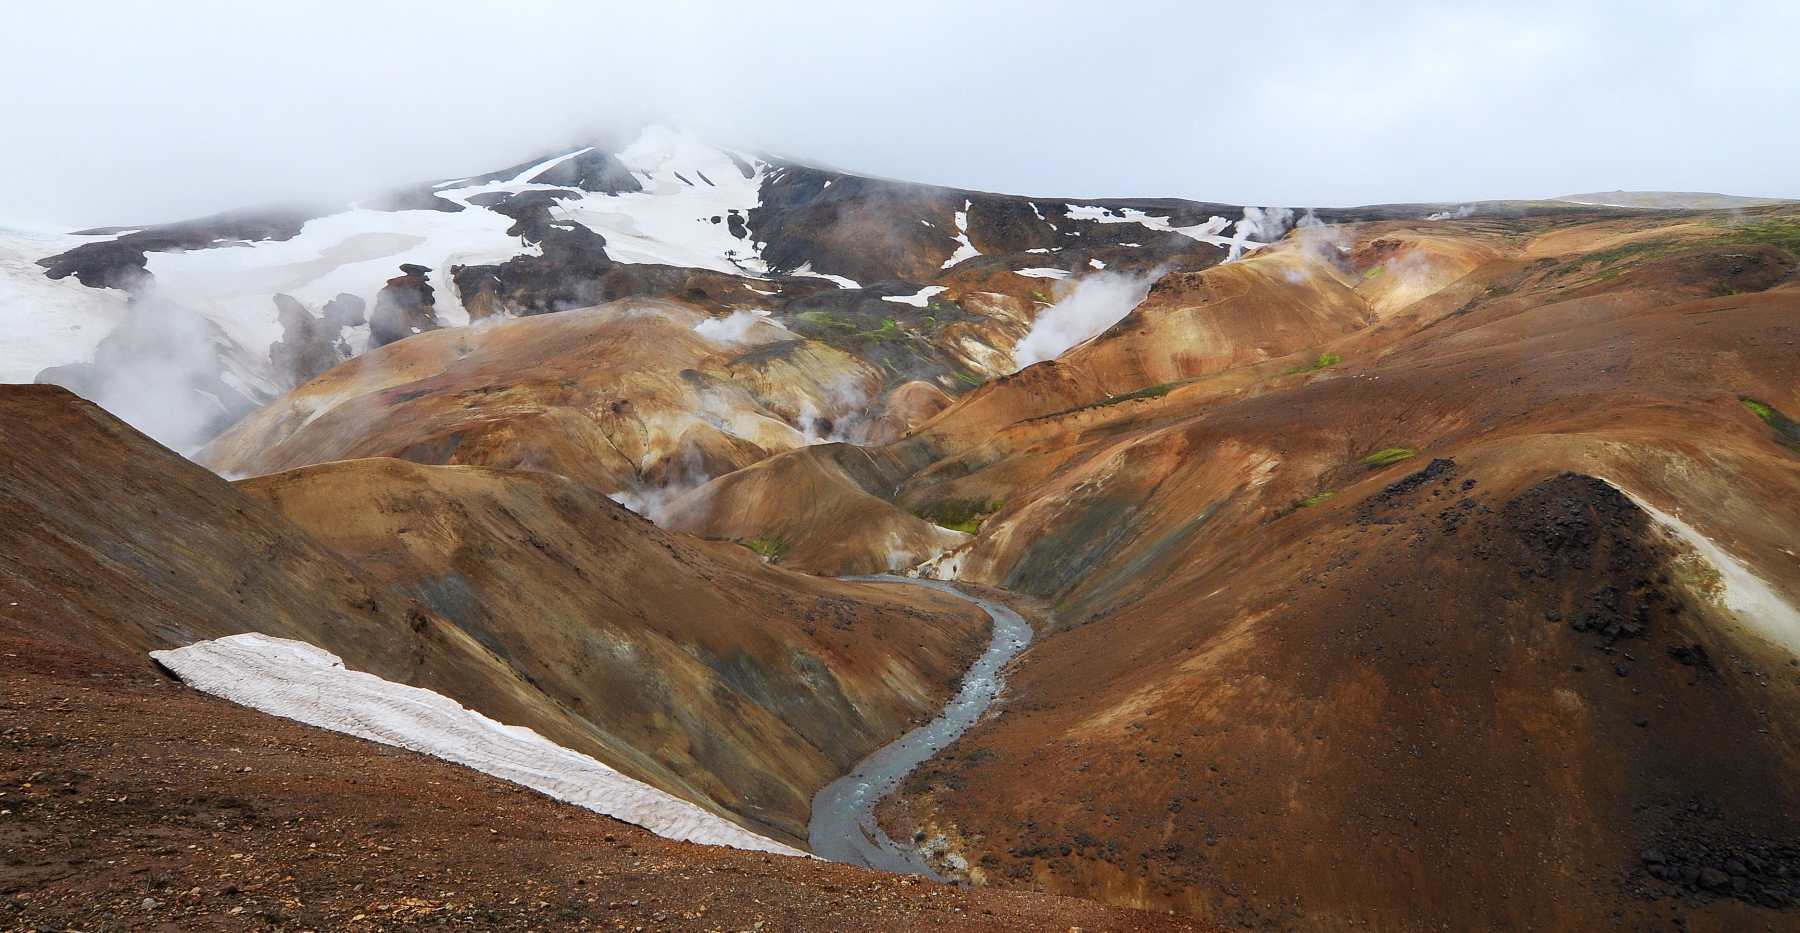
<box><xmin>2</xmin><ymin>1</ymin><xmax>1795</xmax><ymax>229</ymax></box>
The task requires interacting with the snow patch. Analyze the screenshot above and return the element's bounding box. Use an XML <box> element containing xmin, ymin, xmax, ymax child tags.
<box><xmin>1014</xmin><ymin>268</ymin><xmax>1070</xmax><ymax>280</ymax></box>
<box><xmin>151</xmin><ymin>633</ymin><xmax>806</xmax><ymax>857</ymax></box>
<box><xmin>1064</xmin><ymin>204</ymin><xmax>1234</xmax><ymax>248</ymax></box>
<box><xmin>0</xmin><ymin>229</ymin><xmax>129</xmax><ymax>382</ymax></box>
<box><xmin>940</xmin><ymin>201</ymin><xmax>981</xmax><ymax>270</ymax></box>
<box><xmin>789</xmin><ymin>262</ymin><xmax>860</xmax><ymax>290</ymax></box>
<box><xmin>1603</xmin><ymin>482</ymin><xmax>1800</xmax><ymax>657</ymax></box>
<box><xmin>881</xmin><ymin>286</ymin><xmax>946</xmax><ymax>308</ymax></box>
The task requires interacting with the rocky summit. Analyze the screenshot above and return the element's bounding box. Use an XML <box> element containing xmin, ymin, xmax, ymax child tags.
<box><xmin>3</xmin><ymin>123</ymin><xmax>1798</xmax><ymax>933</ymax></box>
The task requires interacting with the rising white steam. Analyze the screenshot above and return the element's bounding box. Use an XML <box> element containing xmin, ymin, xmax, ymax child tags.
<box><xmin>693</xmin><ymin>309</ymin><xmax>766</xmax><ymax>344</ymax></box>
<box><xmin>1011</xmin><ymin>270</ymin><xmax>1159</xmax><ymax>370</ymax></box>
<box><xmin>608</xmin><ymin>439</ymin><xmax>715</xmax><ymax>526</ymax></box>
<box><xmin>35</xmin><ymin>288</ymin><xmax>268</xmax><ymax>455</ymax></box>
<box><xmin>1225</xmin><ymin>206</ymin><xmax>1296</xmax><ymax>261</ymax></box>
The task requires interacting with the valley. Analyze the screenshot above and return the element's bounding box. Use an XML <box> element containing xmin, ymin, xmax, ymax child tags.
<box><xmin>2</xmin><ymin>125</ymin><xmax>1798</xmax><ymax>932</ymax></box>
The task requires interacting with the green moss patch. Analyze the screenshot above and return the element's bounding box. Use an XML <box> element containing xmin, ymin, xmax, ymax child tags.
<box><xmin>735</xmin><ymin>536</ymin><xmax>792</xmax><ymax>562</ymax></box>
<box><xmin>1361</xmin><ymin>447</ymin><xmax>1419</xmax><ymax>469</ymax></box>
<box><xmin>1742</xmin><ymin>397</ymin><xmax>1800</xmax><ymax>454</ymax></box>
<box><xmin>911</xmin><ymin>499</ymin><xmax>1003</xmax><ymax>534</ymax></box>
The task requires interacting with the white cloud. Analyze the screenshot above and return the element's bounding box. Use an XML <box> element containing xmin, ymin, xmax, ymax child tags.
<box><xmin>0</xmin><ymin>1</ymin><xmax>1796</xmax><ymax>229</ymax></box>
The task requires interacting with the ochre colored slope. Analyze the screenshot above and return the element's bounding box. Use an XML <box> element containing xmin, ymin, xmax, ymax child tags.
<box><xmin>0</xmin><ymin>385</ymin><xmax>688</xmax><ymax>804</ymax></box>
<box><xmin>199</xmin><ymin>298</ymin><xmax>880</xmax><ymax>498</ymax></box>
<box><xmin>237</xmin><ymin>457</ymin><xmax>988</xmax><ymax>841</ymax></box>
<box><xmin>662</xmin><ymin>442</ymin><xmax>964</xmax><ymax>577</ymax></box>
<box><xmin>871</xmin><ymin>212</ymin><xmax>1800</xmax><ymax>930</ymax></box>
<box><xmin>898</xmin><ymin>463</ymin><xmax>1800</xmax><ymax>932</ymax></box>
<box><xmin>0</xmin><ymin>386</ymin><xmax>988</xmax><ymax>848</ymax></box>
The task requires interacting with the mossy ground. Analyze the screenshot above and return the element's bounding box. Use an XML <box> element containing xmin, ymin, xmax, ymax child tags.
<box><xmin>1361</xmin><ymin>447</ymin><xmax>1419</xmax><ymax>468</ymax></box>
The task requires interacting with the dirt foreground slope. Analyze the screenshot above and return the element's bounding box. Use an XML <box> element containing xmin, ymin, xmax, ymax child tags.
<box><xmin>0</xmin><ymin>385</ymin><xmax>988</xmax><ymax>848</ymax></box>
<box><xmin>0</xmin><ymin>624</ymin><xmax>1224</xmax><ymax>933</ymax></box>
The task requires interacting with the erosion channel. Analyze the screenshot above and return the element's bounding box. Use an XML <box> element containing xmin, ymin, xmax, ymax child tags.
<box><xmin>808</xmin><ymin>575</ymin><xmax>1033</xmax><ymax>876</ymax></box>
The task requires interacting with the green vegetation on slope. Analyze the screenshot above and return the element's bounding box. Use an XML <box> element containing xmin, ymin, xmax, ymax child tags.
<box><xmin>912</xmin><ymin>499</ymin><xmax>1003</xmax><ymax>534</ymax></box>
<box><xmin>736</xmin><ymin>536</ymin><xmax>792</xmax><ymax>562</ymax></box>
<box><xmin>1742</xmin><ymin>397</ymin><xmax>1800</xmax><ymax>454</ymax></box>
<box><xmin>1361</xmin><ymin>447</ymin><xmax>1419</xmax><ymax>469</ymax></box>
<box><xmin>1288</xmin><ymin>352</ymin><xmax>1341</xmax><ymax>375</ymax></box>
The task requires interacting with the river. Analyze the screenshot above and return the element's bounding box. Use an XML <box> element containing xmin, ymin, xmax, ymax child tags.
<box><xmin>807</xmin><ymin>575</ymin><xmax>1033</xmax><ymax>877</ymax></box>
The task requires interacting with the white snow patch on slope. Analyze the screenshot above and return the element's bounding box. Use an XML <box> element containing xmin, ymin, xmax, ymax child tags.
<box><xmin>145</xmin><ymin>206</ymin><xmax>530</xmax><ymax>356</ymax></box>
<box><xmin>550</xmin><ymin>126</ymin><xmax>768</xmax><ymax>277</ymax></box>
<box><xmin>152</xmin><ymin>633</ymin><xmax>807</xmax><ymax>857</ymax></box>
<box><xmin>1603</xmin><ymin>481</ymin><xmax>1800</xmax><ymax>657</ymax></box>
<box><xmin>1</xmin><ymin>126</ymin><xmax>774</xmax><ymax>394</ymax></box>
<box><xmin>1014</xmin><ymin>268</ymin><xmax>1070</xmax><ymax>280</ymax></box>
<box><xmin>941</xmin><ymin>201</ymin><xmax>981</xmax><ymax>269</ymax></box>
<box><xmin>0</xmin><ymin>228</ymin><xmax>129</xmax><ymax>382</ymax></box>
<box><xmin>789</xmin><ymin>262</ymin><xmax>860</xmax><ymax>289</ymax></box>
<box><xmin>882</xmin><ymin>286</ymin><xmax>946</xmax><ymax>307</ymax></box>
<box><xmin>1063</xmin><ymin>204</ymin><xmax>1234</xmax><ymax>248</ymax></box>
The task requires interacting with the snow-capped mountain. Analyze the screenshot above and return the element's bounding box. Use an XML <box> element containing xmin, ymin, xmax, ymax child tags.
<box><xmin>2</xmin><ymin>125</ymin><xmax>1317</xmax><ymax>450</ymax></box>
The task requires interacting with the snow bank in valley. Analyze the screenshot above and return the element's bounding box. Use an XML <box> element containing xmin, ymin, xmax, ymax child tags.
<box><xmin>151</xmin><ymin>633</ymin><xmax>807</xmax><ymax>857</ymax></box>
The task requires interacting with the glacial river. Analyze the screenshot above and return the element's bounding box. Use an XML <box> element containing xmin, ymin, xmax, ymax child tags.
<box><xmin>807</xmin><ymin>575</ymin><xmax>1033</xmax><ymax>877</ymax></box>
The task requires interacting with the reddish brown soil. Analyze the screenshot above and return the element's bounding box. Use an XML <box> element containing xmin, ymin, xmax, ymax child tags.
<box><xmin>830</xmin><ymin>209</ymin><xmax>1800</xmax><ymax>931</ymax></box>
<box><xmin>0</xmin><ymin>629</ymin><xmax>1225</xmax><ymax>933</ymax></box>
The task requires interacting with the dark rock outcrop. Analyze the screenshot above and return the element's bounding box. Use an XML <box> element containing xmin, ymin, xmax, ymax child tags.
<box><xmin>39</xmin><ymin>208</ymin><xmax>318</xmax><ymax>291</ymax></box>
<box><xmin>268</xmin><ymin>293</ymin><xmax>354</xmax><ymax>387</ymax></box>
<box><xmin>529</xmin><ymin>149</ymin><xmax>643</xmax><ymax>194</ymax></box>
<box><xmin>369</xmin><ymin>264</ymin><xmax>441</xmax><ymax>348</ymax></box>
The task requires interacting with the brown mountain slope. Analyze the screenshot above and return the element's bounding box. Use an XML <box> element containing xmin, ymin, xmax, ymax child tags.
<box><xmin>0</xmin><ymin>385</ymin><xmax>987</xmax><ymax>848</ymax></box>
<box><xmin>0</xmin><ymin>385</ymin><xmax>575</xmax><ymax>752</ymax></box>
<box><xmin>198</xmin><ymin>298</ymin><xmax>883</xmax><ymax>501</ymax></box>
<box><xmin>661</xmin><ymin>443</ymin><xmax>966</xmax><ymax>576</ymax></box>
<box><xmin>896</xmin><ymin>462</ymin><xmax>1800</xmax><ymax>932</ymax></box>
<box><xmin>859</xmin><ymin>215</ymin><xmax>1800</xmax><ymax>929</ymax></box>
<box><xmin>0</xmin><ymin>617</ymin><xmax>1224</xmax><ymax>933</ymax></box>
<box><xmin>236</xmin><ymin>457</ymin><xmax>987</xmax><ymax>841</ymax></box>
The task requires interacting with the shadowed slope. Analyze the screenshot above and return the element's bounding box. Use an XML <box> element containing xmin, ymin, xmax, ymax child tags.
<box><xmin>237</xmin><ymin>457</ymin><xmax>988</xmax><ymax>841</ymax></box>
<box><xmin>0</xmin><ymin>386</ymin><xmax>987</xmax><ymax>847</ymax></box>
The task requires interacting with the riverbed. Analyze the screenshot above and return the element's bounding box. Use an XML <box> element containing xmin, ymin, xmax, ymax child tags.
<box><xmin>807</xmin><ymin>575</ymin><xmax>1033</xmax><ymax>876</ymax></box>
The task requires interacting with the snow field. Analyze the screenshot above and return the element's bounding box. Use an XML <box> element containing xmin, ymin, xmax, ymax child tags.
<box><xmin>151</xmin><ymin>633</ymin><xmax>808</xmax><ymax>858</ymax></box>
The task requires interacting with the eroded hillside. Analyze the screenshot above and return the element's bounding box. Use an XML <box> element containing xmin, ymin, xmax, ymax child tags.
<box><xmin>0</xmin><ymin>386</ymin><xmax>988</xmax><ymax>846</ymax></box>
<box><xmin>7</xmin><ymin>130</ymin><xmax>1800</xmax><ymax>933</ymax></box>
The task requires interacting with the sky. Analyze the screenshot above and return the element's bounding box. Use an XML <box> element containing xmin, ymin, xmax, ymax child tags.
<box><xmin>2</xmin><ymin>1</ymin><xmax>1796</xmax><ymax>229</ymax></box>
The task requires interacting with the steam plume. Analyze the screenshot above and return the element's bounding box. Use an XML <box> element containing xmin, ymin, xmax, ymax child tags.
<box><xmin>1011</xmin><ymin>270</ymin><xmax>1160</xmax><ymax>370</ymax></box>
<box><xmin>1225</xmin><ymin>206</ymin><xmax>1296</xmax><ymax>261</ymax></box>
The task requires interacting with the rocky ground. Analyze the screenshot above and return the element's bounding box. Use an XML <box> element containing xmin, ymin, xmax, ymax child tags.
<box><xmin>0</xmin><ymin>627</ymin><xmax>1222</xmax><ymax>933</ymax></box>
